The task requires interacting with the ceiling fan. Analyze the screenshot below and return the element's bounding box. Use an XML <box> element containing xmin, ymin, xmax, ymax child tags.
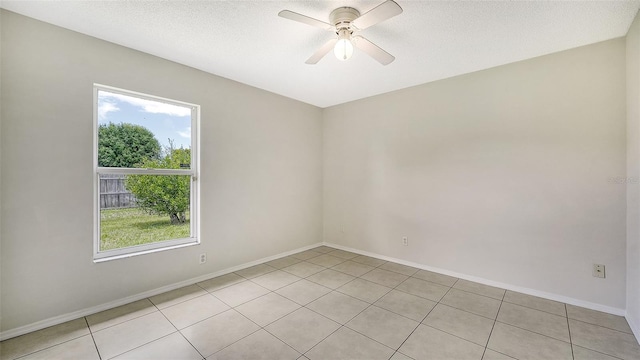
<box><xmin>278</xmin><ymin>0</ymin><xmax>403</xmax><ymax>65</ymax></box>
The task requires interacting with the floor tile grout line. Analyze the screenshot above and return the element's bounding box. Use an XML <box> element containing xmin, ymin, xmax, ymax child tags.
<box><xmin>446</xmin><ymin>286</ymin><xmax>505</xmax><ymax>302</ymax></box>
<box><xmin>205</xmin><ymin>324</ymin><xmax>264</xmax><ymax>359</ymax></box>
<box><xmin>340</xmin><ymin>270</ymin><xmax>434</xmax><ymax>323</ymax></box>
<box><xmin>175</xmin><ymin>330</ymin><xmax>207</xmax><ymax>360</ymax></box>
<box><xmin>567</xmin><ymin>317</ymin><xmax>636</xmax><ymax>335</ymax></box>
<box><xmin>109</xmin><ymin>332</ymin><xmax>186</xmax><ymax>360</ymax></box>
<box><xmin>309</xmin><ymin>320</ymin><xmax>398</xmax><ymax>357</ymax></box>
<box><xmin>234</xmin><ymin>265</ymin><xmax>279</xmax><ymax>281</ymax></box>
<box><xmin>260</xmin><ymin>310</ymin><xmax>331</xmax><ymax>357</ymax></box>
<box><xmin>274</xmin><ymin>264</ymin><xmax>324</xmax><ymax>280</ymax></box>
<box><xmin>297</xmin><ymin>320</ymin><xmax>346</xmax><ymax>357</ymax></box>
<box><xmin>566</xmin><ymin>303</ymin><xmax>575</xmax><ymax>360</ymax></box>
<box><xmin>260</xmin><ymin>314</ymin><xmax>326</xmax><ymax>356</ymax></box>
<box><xmin>493</xmin><ymin>319</ymin><xmax>572</xmax><ymax>344</ymax></box>
<box><xmin>258</xmin><ymin>279</ymin><xmax>349</xmax><ymax>358</ymax></box>
<box><xmin>370</xmin><ymin>301</ymin><xmax>432</xmax><ymax>324</ymax></box>
<box><xmin>340</xmin><ymin>302</ymin><xmax>415</xmax><ymax>350</ymax></box>
<box><xmin>387</xmin><ymin>276</ymin><xmax>504</xmax><ymax>322</ymax></box>
<box><xmin>8</xmin><ymin>320</ymin><xmax>105</xmax><ymax>360</ymax></box>
<box><xmin>481</xmin><ymin>291</ymin><xmax>503</xmax><ymax>360</ymax></box>
<box><xmin>247</xmin><ymin>273</ymin><xmax>307</xmax><ymax>293</ymax></box>
<box><xmin>431</xmin><ymin>301</ymin><xmax>497</xmax><ymax>321</ymax></box>
<box><xmin>86</xmin><ymin>299</ymin><xmax>160</xmax><ymax>334</ymax></box>
<box><xmin>221</xmin><ymin>276</ymin><xmax>360</xmax><ymax>359</ymax></box>
<box><xmin>454</xmin><ymin>279</ymin><xmax>506</xmax><ymax>297</ymax></box>
<box><xmin>171</xmin><ymin>305</ymin><xmax>232</xmax><ymax>331</ymax></box>
<box><xmin>419</xmin><ymin>323</ymin><xmax>492</xmax><ymax>349</ymax></box>
<box><xmin>208</xmin><ymin>303</ymin><xmax>284</xmax><ymax>357</ymax></box>
<box><xmin>297</xmin><ymin>263</ymin><xmax>410</xmax><ymax>358</ymax></box>
<box><xmin>486</xmin><ymin>349</ymin><xmax>518</xmax><ymax>360</ymax></box>
<box><xmin>229</xmin><ymin>256</ymin><xmax>366</xmax><ymax>323</ymax></box>
<box><xmin>195</xmin><ymin>276</ymin><xmax>245</xmax><ymax>294</ymax></box>
<box><xmin>323</xmin><ymin>263</ymin><xmax>396</xmax><ymax>298</ymax></box>
<box><xmin>571</xmin><ymin>344</ymin><xmax>626</xmax><ymax>360</ymax></box>
<box><xmin>211</xmin><ymin>280</ymin><xmax>272</xmax><ymax>308</ymax></box>
<box><xmin>389</xmin><ymin>278</ymin><xmax>459</xmax><ymax>358</ymax></box>
<box><xmin>100</xmin><ymin>301</ymin><xmax>193</xmax><ymax>360</ymax></box>
<box><xmin>500</xmin><ymin>298</ymin><xmax>568</xmax><ymax>319</ymax></box>
<box><xmin>150</xmin><ymin>290</ymin><xmax>218</xmax><ymax>312</ymax></box>
<box><xmin>84</xmin><ymin>316</ymin><xmax>103</xmax><ymax>360</ymax></box>
<box><xmin>237</xmin><ymin>292</ymin><xmax>303</xmax><ymax>327</ymax></box>
<box><xmin>399</xmin><ymin>271</ymin><xmax>458</xmax><ymax>350</ymax></box>
<box><xmin>247</xmin><ymin>300</ymin><xmax>306</xmax><ymax>360</ymax></box>
<box><xmin>390</xmin><ymin>315</ymin><xmax>427</xmax><ymax>355</ymax></box>
<box><xmin>328</xmin><ymin>260</ymin><xmax>379</xmax><ymax>277</ymax></box>
<box><xmin>10</xmin><ymin>304</ymin><xmax>181</xmax><ymax>360</ymax></box>
<box><xmin>377</xmin><ymin>262</ymin><xmax>421</xmax><ymax>277</ymax></box>
<box><xmin>334</xmin><ymin>285</ymin><xmax>394</xmax><ymax>306</ymax></box>
<box><xmin>278</xmin><ymin>275</ymin><xmax>334</xmax><ymax>295</ymax></box>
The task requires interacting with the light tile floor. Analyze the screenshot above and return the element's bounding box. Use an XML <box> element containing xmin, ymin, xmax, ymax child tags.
<box><xmin>2</xmin><ymin>246</ymin><xmax>639</xmax><ymax>360</ymax></box>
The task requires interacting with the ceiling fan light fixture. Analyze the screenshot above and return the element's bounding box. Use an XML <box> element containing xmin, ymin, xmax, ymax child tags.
<box><xmin>334</xmin><ymin>29</ymin><xmax>353</xmax><ymax>61</ymax></box>
<box><xmin>279</xmin><ymin>1</ymin><xmax>402</xmax><ymax>65</ymax></box>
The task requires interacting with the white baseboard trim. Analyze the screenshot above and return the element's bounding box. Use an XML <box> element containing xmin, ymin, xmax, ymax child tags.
<box><xmin>0</xmin><ymin>242</ymin><xmax>322</xmax><ymax>341</ymax></box>
<box><xmin>627</xmin><ymin>313</ymin><xmax>640</xmax><ymax>343</ymax></box>
<box><xmin>324</xmin><ymin>242</ymin><xmax>627</xmax><ymax>317</ymax></box>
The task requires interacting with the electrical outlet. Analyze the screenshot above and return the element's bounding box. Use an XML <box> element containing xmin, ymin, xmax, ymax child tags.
<box><xmin>402</xmin><ymin>236</ymin><xmax>408</xmax><ymax>246</ymax></box>
<box><xmin>593</xmin><ymin>264</ymin><xmax>605</xmax><ymax>278</ymax></box>
<box><xmin>199</xmin><ymin>253</ymin><xmax>207</xmax><ymax>264</ymax></box>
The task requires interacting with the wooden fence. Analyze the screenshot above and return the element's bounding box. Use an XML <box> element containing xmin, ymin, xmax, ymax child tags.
<box><xmin>100</xmin><ymin>174</ymin><xmax>137</xmax><ymax>209</ymax></box>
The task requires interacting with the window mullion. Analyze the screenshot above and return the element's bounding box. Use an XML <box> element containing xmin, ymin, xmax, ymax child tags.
<box><xmin>97</xmin><ymin>167</ymin><xmax>193</xmax><ymax>176</ymax></box>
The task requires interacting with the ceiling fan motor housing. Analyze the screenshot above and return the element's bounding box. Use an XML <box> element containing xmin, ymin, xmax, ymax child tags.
<box><xmin>330</xmin><ymin>7</ymin><xmax>361</xmax><ymax>31</ymax></box>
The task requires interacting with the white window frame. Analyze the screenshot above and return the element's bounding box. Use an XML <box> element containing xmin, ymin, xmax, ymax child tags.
<box><xmin>93</xmin><ymin>84</ymin><xmax>200</xmax><ymax>262</ymax></box>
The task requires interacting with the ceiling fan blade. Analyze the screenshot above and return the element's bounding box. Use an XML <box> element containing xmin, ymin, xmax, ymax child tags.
<box><xmin>353</xmin><ymin>36</ymin><xmax>395</xmax><ymax>65</ymax></box>
<box><xmin>306</xmin><ymin>38</ymin><xmax>338</xmax><ymax>64</ymax></box>
<box><xmin>352</xmin><ymin>0</ymin><xmax>403</xmax><ymax>30</ymax></box>
<box><xmin>278</xmin><ymin>10</ymin><xmax>333</xmax><ymax>30</ymax></box>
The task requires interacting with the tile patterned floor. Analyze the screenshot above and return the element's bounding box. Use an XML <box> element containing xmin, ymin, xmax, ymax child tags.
<box><xmin>1</xmin><ymin>246</ymin><xmax>639</xmax><ymax>360</ymax></box>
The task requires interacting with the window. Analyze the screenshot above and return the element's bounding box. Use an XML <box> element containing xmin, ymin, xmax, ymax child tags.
<box><xmin>93</xmin><ymin>84</ymin><xmax>199</xmax><ymax>261</ymax></box>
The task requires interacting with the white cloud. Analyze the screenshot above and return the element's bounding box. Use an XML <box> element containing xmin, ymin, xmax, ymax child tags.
<box><xmin>100</xmin><ymin>91</ymin><xmax>191</xmax><ymax>117</ymax></box>
<box><xmin>98</xmin><ymin>101</ymin><xmax>120</xmax><ymax>120</ymax></box>
<box><xmin>178</xmin><ymin>127</ymin><xmax>191</xmax><ymax>139</ymax></box>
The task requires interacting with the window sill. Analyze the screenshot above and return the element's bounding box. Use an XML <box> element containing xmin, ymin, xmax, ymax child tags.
<box><xmin>93</xmin><ymin>239</ymin><xmax>199</xmax><ymax>263</ymax></box>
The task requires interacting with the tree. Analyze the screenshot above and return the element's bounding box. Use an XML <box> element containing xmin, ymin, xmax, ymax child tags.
<box><xmin>126</xmin><ymin>144</ymin><xmax>191</xmax><ymax>224</ymax></box>
<box><xmin>98</xmin><ymin>123</ymin><xmax>161</xmax><ymax>167</ymax></box>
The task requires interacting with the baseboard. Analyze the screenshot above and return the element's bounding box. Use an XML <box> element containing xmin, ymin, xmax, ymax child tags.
<box><xmin>324</xmin><ymin>242</ymin><xmax>627</xmax><ymax>317</ymax></box>
<box><xmin>0</xmin><ymin>242</ymin><xmax>322</xmax><ymax>341</ymax></box>
<box><xmin>627</xmin><ymin>313</ymin><xmax>640</xmax><ymax>343</ymax></box>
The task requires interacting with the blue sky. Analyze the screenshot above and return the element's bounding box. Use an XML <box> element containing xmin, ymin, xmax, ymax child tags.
<box><xmin>98</xmin><ymin>90</ymin><xmax>192</xmax><ymax>150</ymax></box>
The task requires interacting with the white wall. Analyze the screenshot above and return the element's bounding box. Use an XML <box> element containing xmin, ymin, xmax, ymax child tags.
<box><xmin>323</xmin><ymin>39</ymin><xmax>628</xmax><ymax>310</ymax></box>
<box><xmin>0</xmin><ymin>10</ymin><xmax>323</xmax><ymax>332</ymax></box>
<box><xmin>627</xmin><ymin>10</ymin><xmax>640</xmax><ymax>337</ymax></box>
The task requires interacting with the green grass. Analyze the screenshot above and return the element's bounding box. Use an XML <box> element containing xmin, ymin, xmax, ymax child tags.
<box><xmin>100</xmin><ymin>207</ymin><xmax>190</xmax><ymax>251</ymax></box>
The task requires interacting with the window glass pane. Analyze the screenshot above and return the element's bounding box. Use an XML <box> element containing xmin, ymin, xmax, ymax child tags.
<box><xmin>97</xmin><ymin>90</ymin><xmax>192</xmax><ymax>169</ymax></box>
<box><xmin>99</xmin><ymin>173</ymin><xmax>191</xmax><ymax>251</ymax></box>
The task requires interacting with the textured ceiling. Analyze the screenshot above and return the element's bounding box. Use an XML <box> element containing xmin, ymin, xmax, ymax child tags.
<box><xmin>2</xmin><ymin>1</ymin><xmax>639</xmax><ymax>108</ymax></box>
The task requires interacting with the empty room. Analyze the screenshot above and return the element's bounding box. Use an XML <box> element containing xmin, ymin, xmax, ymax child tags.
<box><xmin>1</xmin><ymin>1</ymin><xmax>640</xmax><ymax>359</ymax></box>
